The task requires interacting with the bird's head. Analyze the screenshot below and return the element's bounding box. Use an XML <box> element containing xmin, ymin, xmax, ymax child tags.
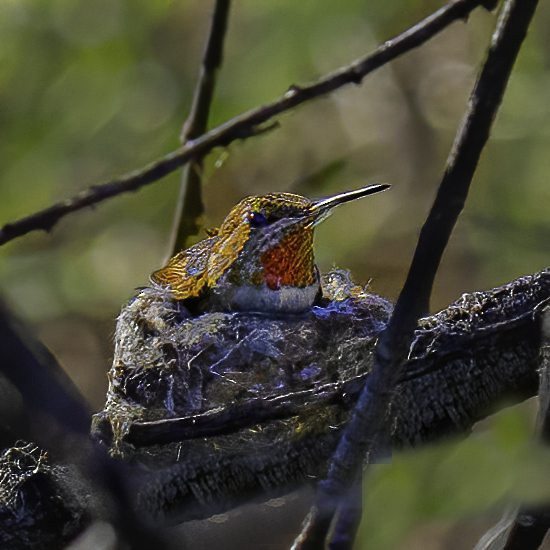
<box><xmin>208</xmin><ymin>183</ymin><xmax>390</xmax><ymax>291</ymax></box>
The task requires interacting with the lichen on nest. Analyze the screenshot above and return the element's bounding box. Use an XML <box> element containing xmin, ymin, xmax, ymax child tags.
<box><xmin>95</xmin><ymin>269</ymin><xmax>392</xmax><ymax>454</ymax></box>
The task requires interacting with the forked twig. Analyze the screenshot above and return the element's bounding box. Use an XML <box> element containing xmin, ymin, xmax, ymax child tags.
<box><xmin>0</xmin><ymin>0</ymin><xmax>495</xmax><ymax>247</ymax></box>
<box><xmin>292</xmin><ymin>0</ymin><xmax>540</xmax><ymax>547</ymax></box>
<box><xmin>475</xmin><ymin>305</ymin><xmax>550</xmax><ymax>550</ymax></box>
<box><xmin>167</xmin><ymin>0</ymin><xmax>232</xmax><ymax>257</ymax></box>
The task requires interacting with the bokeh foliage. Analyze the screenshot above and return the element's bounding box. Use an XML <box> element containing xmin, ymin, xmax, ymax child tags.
<box><xmin>0</xmin><ymin>1</ymin><xmax>548</xmax><ymax>548</ymax></box>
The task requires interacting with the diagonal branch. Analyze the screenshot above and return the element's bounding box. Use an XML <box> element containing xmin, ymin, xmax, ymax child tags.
<box><xmin>0</xmin><ymin>298</ymin><xmax>168</xmax><ymax>549</ymax></box>
<box><xmin>292</xmin><ymin>0</ymin><xmax>540</xmax><ymax>548</ymax></box>
<box><xmin>167</xmin><ymin>0</ymin><xmax>231</xmax><ymax>258</ymax></box>
<box><xmin>0</xmin><ymin>0</ymin><xmax>496</xmax><ymax>247</ymax></box>
<box><xmin>0</xmin><ymin>298</ymin><xmax>91</xmax><ymax>442</ymax></box>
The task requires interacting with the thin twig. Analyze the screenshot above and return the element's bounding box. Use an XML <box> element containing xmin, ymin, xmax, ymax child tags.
<box><xmin>328</xmin><ymin>480</ymin><xmax>363</xmax><ymax>550</ymax></box>
<box><xmin>476</xmin><ymin>305</ymin><xmax>550</xmax><ymax>550</ymax></box>
<box><xmin>167</xmin><ymin>0</ymin><xmax>231</xmax><ymax>257</ymax></box>
<box><xmin>292</xmin><ymin>0</ymin><xmax>540</xmax><ymax>547</ymax></box>
<box><xmin>0</xmin><ymin>0</ymin><xmax>496</xmax><ymax>247</ymax></box>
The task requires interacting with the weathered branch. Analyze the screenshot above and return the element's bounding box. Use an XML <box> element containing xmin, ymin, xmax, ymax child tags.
<box><xmin>293</xmin><ymin>0</ymin><xmax>540</xmax><ymax>547</ymax></box>
<box><xmin>1</xmin><ymin>269</ymin><xmax>547</xmax><ymax>536</ymax></box>
<box><xmin>0</xmin><ymin>0</ymin><xmax>496</xmax><ymax>247</ymax></box>
<box><xmin>91</xmin><ymin>268</ymin><xmax>548</xmax><ymax>523</ymax></box>
<box><xmin>167</xmin><ymin>0</ymin><xmax>232</xmax><ymax>257</ymax></box>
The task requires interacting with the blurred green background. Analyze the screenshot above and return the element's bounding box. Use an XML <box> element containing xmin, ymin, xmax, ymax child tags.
<box><xmin>0</xmin><ymin>1</ymin><xmax>548</xmax><ymax>548</ymax></box>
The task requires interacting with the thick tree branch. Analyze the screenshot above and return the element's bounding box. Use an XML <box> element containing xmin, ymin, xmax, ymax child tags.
<box><xmin>0</xmin><ymin>300</ymin><xmax>168</xmax><ymax>549</ymax></box>
<box><xmin>0</xmin><ymin>299</ymin><xmax>92</xmax><ymax>443</ymax></box>
<box><xmin>293</xmin><ymin>0</ymin><xmax>540</xmax><ymax>547</ymax></box>
<box><xmin>92</xmin><ymin>268</ymin><xmax>547</xmax><ymax>447</ymax></box>
<box><xmin>167</xmin><ymin>0</ymin><xmax>231</xmax><ymax>257</ymax></box>
<box><xmin>0</xmin><ymin>0</ymin><xmax>495</xmax><ymax>247</ymax></box>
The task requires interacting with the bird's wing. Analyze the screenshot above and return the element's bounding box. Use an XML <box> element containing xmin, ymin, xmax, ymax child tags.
<box><xmin>150</xmin><ymin>237</ymin><xmax>216</xmax><ymax>300</ymax></box>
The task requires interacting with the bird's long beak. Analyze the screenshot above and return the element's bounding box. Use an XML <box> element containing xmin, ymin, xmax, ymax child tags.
<box><xmin>309</xmin><ymin>183</ymin><xmax>390</xmax><ymax>224</ymax></box>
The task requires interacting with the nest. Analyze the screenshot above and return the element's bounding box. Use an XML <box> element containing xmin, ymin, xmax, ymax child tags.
<box><xmin>0</xmin><ymin>443</ymin><xmax>89</xmax><ymax>549</ymax></box>
<box><xmin>91</xmin><ymin>270</ymin><xmax>391</xmax><ymax>515</ymax></box>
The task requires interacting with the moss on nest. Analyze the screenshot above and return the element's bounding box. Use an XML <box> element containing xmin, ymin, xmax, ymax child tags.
<box><xmin>94</xmin><ymin>270</ymin><xmax>391</xmax><ymax>457</ymax></box>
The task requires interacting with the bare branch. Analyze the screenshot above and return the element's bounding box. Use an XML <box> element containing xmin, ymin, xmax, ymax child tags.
<box><xmin>167</xmin><ymin>0</ymin><xmax>232</xmax><ymax>257</ymax></box>
<box><xmin>475</xmin><ymin>305</ymin><xmax>550</xmax><ymax>550</ymax></box>
<box><xmin>293</xmin><ymin>0</ymin><xmax>540</xmax><ymax>547</ymax></box>
<box><xmin>0</xmin><ymin>0</ymin><xmax>496</xmax><ymax>247</ymax></box>
<box><xmin>0</xmin><ymin>299</ymin><xmax>92</xmax><ymax>442</ymax></box>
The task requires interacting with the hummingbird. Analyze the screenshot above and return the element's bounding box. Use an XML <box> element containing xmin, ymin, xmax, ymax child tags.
<box><xmin>151</xmin><ymin>183</ymin><xmax>390</xmax><ymax>313</ymax></box>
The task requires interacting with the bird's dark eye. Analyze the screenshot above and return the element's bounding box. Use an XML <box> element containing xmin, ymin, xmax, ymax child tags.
<box><xmin>248</xmin><ymin>211</ymin><xmax>269</xmax><ymax>227</ymax></box>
